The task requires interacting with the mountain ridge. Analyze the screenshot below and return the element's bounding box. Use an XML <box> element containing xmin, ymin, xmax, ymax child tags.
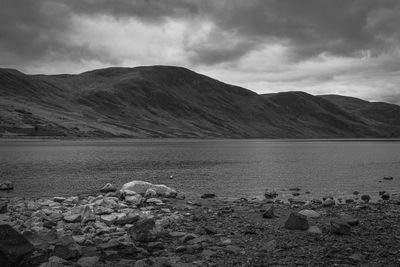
<box><xmin>1</xmin><ymin>66</ymin><xmax>399</xmax><ymax>138</ymax></box>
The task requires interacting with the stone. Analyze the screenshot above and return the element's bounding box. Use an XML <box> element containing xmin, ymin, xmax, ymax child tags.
<box><xmin>115</xmin><ymin>213</ymin><xmax>140</xmax><ymax>225</ymax></box>
<box><xmin>0</xmin><ymin>181</ymin><xmax>14</xmax><ymax>191</ymax></box>
<box><xmin>201</xmin><ymin>193</ymin><xmax>216</xmax><ymax>199</ymax></box>
<box><xmin>100</xmin><ymin>183</ymin><xmax>117</xmax><ymax>193</ymax></box>
<box><xmin>307</xmin><ymin>225</ymin><xmax>322</xmax><ymax>234</ymax></box>
<box><xmin>81</xmin><ymin>206</ymin><xmax>96</xmax><ymax>224</ymax></box>
<box><xmin>144</xmin><ymin>188</ymin><xmax>157</xmax><ymax>198</ymax></box>
<box><xmin>340</xmin><ymin>215</ymin><xmax>359</xmax><ymax>226</ymax></box>
<box><xmin>201</xmin><ymin>249</ymin><xmax>216</xmax><ymax>259</ymax></box>
<box><xmin>63</xmin><ymin>213</ymin><xmax>81</xmax><ymax>223</ymax></box>
<box><xmin>262</xmin><ymin>204</ymin><xmax>275</xmax><ymax>219</ymax></box>
<box><xmin>284</xmin><ymin>212</ymin><xmax>309</xmax><ymax>230</ymax></box>
<box><xmin>298</xmin><ymin>209</ymin><xmax>321</xmax><ymax>218</ymax></box>
<box><xmin>121</xmin><ymin>181</ymin><xmax>177</xmax><ymax>197</ymax></box>
<box><xmin>77</xmin><ymin>256</ymin><xmax>100</xmax><ymax>267</ymax></box>
<box><xmin>322</xmin><ymin>199</ymin><xmax>335</xmax><ymax>207</ymax></box>
<box><xmin>64</xmin><ymin>196</ymin><xmax>79</xmax><ymax>205</ymax></box>
<box><xmin>53</xmin><ymin>234</ymin><xmax>82</xmax><ymax>260</ymax></box>
<box><xmin>225</xmin><ymin>245</ymin><xmax>241</xmax><ymax>254</ymax></box>
<box><xmin>311</xmin><ymin>199</ymin><xmax>322</xmax><ymax>205</ymax></box>
<box><xmin>100</xmin><ymin>214</ymin><xmax>117</xmax><ymax>226</ymax></box>
<box><xmin>0</xmin><ymin>224</ymin><xmax>34</xmax><ymax>266</ymax></box>
<box><xmin>53</xmin><ymin>197</ymin><xmax>66</xmax><ymax>203</ymax></box>
<box><xmin>0</xmin><ymin>202</ymin><xmax>7</xmax><ymax>214</ymax></box>
<box><xmin>361</xmin><ymin>194</ymin><xmax>371</xmax><ymax>203</ymax></box>
<box><xmin>128</xmin><ymin>218</ymin><xmax>157</xmax><ymax>242</ymax></box>
<box><xmin>353</xmin><ymin>191</ymin><xmax>359</xmax><ymax>195</ymax></box>
<box><xmin>146</xmin><ymin>198</ymin><xmax>163</xmax><ymax>205</ymax></box>
<box><xmin>94</xmin><ymin>206</ymin><xmax>114</xmax><ymax>215</ymax></box>
<box><xmin>264</xmin><ymin>189</ymin><xmax>278</xmax><ymax>199</ymax></box>
<box><xmin>289</xmin><ymin>187</ymin><xmax>301</xmax><ymax>191</ymax></box>
<box><xmin>381</xmin><ymin>193</ymin><xmax>390</xmax><ymax>201</ymax></box>
<box><xmin>345</xmin><ymin>199</ymin><xmax>354</xmax><ymax>203</ymax></box>
<box><xmin>292</xmin><ymin>192</ymin><xmax>300</xmax><ymax>196</ymax></box>
<box><xmin>330</xmin><ymin>218</ymin><xmax>351</xmax><ymax>235</ymax></box>
<box><xmin>181</xmin><ymin>233</ymin><xmax>198</xmax><ymax>243</ymax></box>
<box><xmin>383</xmin><ymin>176</ymin><xmax>394</xmax><ymax>180</ymax></box>
<box><xmin>125</xmin><ymin>195</ymin><xmax>142</xmax><ymax>205</ymax></box>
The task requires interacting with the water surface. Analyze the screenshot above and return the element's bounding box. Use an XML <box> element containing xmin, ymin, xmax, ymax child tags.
<box><xmin>1</xmin><ymin>139</ymin><xmax>399</xmax><ymax>200</ymax></box>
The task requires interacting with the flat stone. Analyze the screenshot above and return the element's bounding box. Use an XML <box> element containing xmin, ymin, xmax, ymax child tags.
<box><xmin>100</xmin><ymin>214</ymin><xmax>117</xmax><ymax>226</ymax></box>
<box><xmin>284</xmin><ymin>212</ymin><xmax>309</xmax><ymax>230</ymax></box>
<box><xmin>298</xmin><ymin>209</ymin><xmax>321</xmax><ymax>218</ymax></box>
<box><xmin>63</xmin><ymin>213</ymin><xmax>81</xmax><ymax>223</ymax></box>
<box><xmin>146</xmin><ymin>198</ymin><xmax>163</xmax><ymax>205</ymax></box>
<box><xmin>77</xmin><ymin>256</ymin><xmax>100</xmax><ymax>267</ymax></box>
<box><xmin>125</xmin><ymin>195</ymin><xmax>142</xmax><ymax>205</ymax></box>
<box><xmin>115</xmin><ymin>213</ymin><xmax>140</xmax><ymax>225</ymax></box>
<box><xmin>201</xmin><ymin>193</ymin><xmax>216</xmax><ymax>199</ymax></box>
<box><xmin>121</xmin><ymin>181</ymin><xmax>177</xmax><ymax>198</ymax></box>
<box><xmin>100</xmin><ymin>183</ymin><xmax>117</xmax><ymax>193</ymax></box>
<box><xmin>53</xmin><ymin>197</ymin><xmax>66</xmax><ymax>203</ymax></box>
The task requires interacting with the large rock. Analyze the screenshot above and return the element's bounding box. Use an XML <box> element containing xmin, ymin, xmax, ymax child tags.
<box><xmin>330</xmin><ymin>218</ymin><xmax>351</xmax><ymax>235</ymax></box>
<box><xmin>0</xmin><ymin>181</ymin><xmax>13</xmax><ymax>191</ymax></box>
<box><xmin>284</xmin><ymin>212</ymin><xmax>309</xmax><ymax>230</ymax></box>
<box><xmin>128</xmin><ymin>218</ymin><xmax>157</xmax><ymax>242</ymax></box>
<box><xmin>0</xmin><ymin>224</ymin><xmax>34</xmax><ymax>266</ymax></box>
<box><xmin>298</xmin><ymin>209</ymin><xmax>321</xmax><ymax>218</ymax></box>
<box><xmin>53</xmin><ymin>234</ymin><xmax>82</xmax><ymax>260</ymax></box>
<box><xmin>121</xmin><ymin>181</ymin><xmax>177</xmax><ymax>198</ymax></box>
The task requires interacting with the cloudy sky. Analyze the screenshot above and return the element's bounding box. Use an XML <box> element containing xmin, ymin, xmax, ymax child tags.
<box><xmin>1</xmin><ymin>0</ymin><xmax>400</xmax><ymax>104</ymax></box>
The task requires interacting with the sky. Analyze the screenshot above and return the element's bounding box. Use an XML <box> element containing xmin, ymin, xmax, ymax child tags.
<box><xmin>1</xmin><ymin>0</ymin><xmax>400</xmax><ymax>104</ymax></box>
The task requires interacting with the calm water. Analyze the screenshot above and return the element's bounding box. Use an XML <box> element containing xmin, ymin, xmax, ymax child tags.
<box><xmin>1</xmin><ymin>139</ymin><xmax>400</xmax><ymax>200</ymax></box>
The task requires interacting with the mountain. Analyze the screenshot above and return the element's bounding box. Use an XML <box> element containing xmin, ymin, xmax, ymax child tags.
<box><xmin>1</xmin><ymin>66</ymin><xmax>399</xmax><ymax>138</ymax></box>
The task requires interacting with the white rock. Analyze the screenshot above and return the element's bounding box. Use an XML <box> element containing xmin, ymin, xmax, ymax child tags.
<box><xmin>298</xmin><ymin>209</ymin><xmax>321</xmax><ymax>218</ymax></box>
<box><xmin>146</xmin><ymin>198</ymin><xmax>163</xmax><ymax>205</ymax></box>
<box><xmin>121</xmin><ymin>181</ymin><xmax>177</xmax><ymax>197</ymax></box>
<box><xmin>125</xmin><ymin>195</ymin><xmax>142</xmax><ymax>205</ymax></box>
<box><xmin>307</xmin><ymin>225</ymin><xmax>322</xmax><ymax>234</ymax></box>
<box><xmin>100</xmin><ymin>214</ymin><xmax>117</xmax><ymax>226</ymax></box>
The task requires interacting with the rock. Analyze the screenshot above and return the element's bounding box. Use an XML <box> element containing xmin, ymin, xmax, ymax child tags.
<box><xmin>115</xmin><ymin>213</ymin><xmax>140</xmax><ymax>225</ymax></box>
<box><xmin>311</xmin><ymin>199</ymin><xmax>322</xmax><ymax>205</ymax></box>
<box><xmin>289</xmin><ymin>187</ymin><xmax>301</xmax><ymax>191</ymax></box>
<box><xmin>381</xmin><ymin>192</ymin><xmax>390</xmax><ymax>201</ymax></box>
<box><xmin>146</xmin><ymin>198</ymin><xmax>163</xmax><ymax>205</ymax></box>
<box><xmin>225</xmin><ymin>245</ymin><xmax>241</xmax><ymax>254</ymax></box>
<box><xmin>330</xmin><ymin>218</ymin><xmax>351</xmax><ymax>235</ymax></box>
<box><xmin>77</xmin><ymin>256</ymin><xmax>100</xmax><ymax>267</ymax></box>
<box><xmin>181</xmin><ymin>233</ymin><xmax>198</xmax><ymax>243</ymax></box>
<box><xmin>340</xmin><ymin>215</ymin><xmax>359</xmax><ymax>226</ymax></box>
<box><xmin>345</xmin><ymin>199</ymin><xmax>354</xmax><ymax>203</ymax></box>
<box><xmin>201</xmin><ymin>249</ymin><xmax>216</xmax><ymax>259</ymax></box>
<box><xmin>201</xmin><ymin>193</ymin><xmax>216</xmax><ymax>199</ymax></box>
<box><xmin>0</xmin><ymin>224</ymin><xmax>34</xmax><ymax>266</ymax></box>
<box><xmin>262</xmin><ymin>204</ymin><xmax>275</xmax><ymax>219</ymax></box>
<box><xmin>63</xmin><ymin>213</ymin><xmax>81</xmax><ymax>223</ymax></box>
<box><xmin>128</xmin><ymin>218</ymin><xmax>157</xmax><ymax>242</ymax></box>
<box><xmin>121</xmin><ymin>181</ymin><xmax>177</xmax><ymax>197</ymax></box>
<box><xmin>298</xmin><ymin>209</ymin><xmax>321</xmax><ymax>218</ymax></box>
<box><xmin>100</xmin><ymin>214</ymin><xmax>117</xmax><ymax>226</ymax></box>
<box><xmin>361</xmin><ymin>194</ymin><xmax>371</xmax><ymax>203</ymax></box>
<box><xmin>53</xmin><ymin>197</ymin><xmax>66</xmax><ymax>203</ymax></box>
<box><xmin>307</xmin><ymin>225</ymin><xmax>322</xmax><ymax>234</ymax></box>
<box><xmin>125</xmin><ymin>195</ymin><xmax>143</xmax><ymax>205</ymax></box>
<box><xmin>144</xmin><ymin>188</ymin><xmax>157</xmax><ymax>198</ymax></box>
<box><xmin>100</xmin><ymin>183</ymin><xmax>117</xmax><ymax>193</ymax></box>
<box><xmin>53</xmin><ymin>234</ymin><xmax>82</xmax><ymax>259</ymax></box>
<box><xmin>322</xmin><ymin>199</ymin><xmax>335</xmax><ymax>207</ymax></box>
<box><xmin>383</xmin><ymin>176</ymin><xmax>394</xmax><ymax>180</ymax></box>
<box><xmin>0</xmin><ymin>181</ymin><xmax>14</xmax><ymax>191</ymax></box>
<box><xmin>81</xmin><ymin>206</ymin><xmax>96</xmax><ymax>224</ymax></box>
<box><xmin>353</xmin><ymin>191</ymin><xmax>359</xmax><ymax>195</ymax></box>
<box><xmin>292</xmin><ymin>192</ymin><xmax>300</xmax><ymax>196</ymax></box>
<box><xmin>264</xmin><ymin>189</ymin><xmax>278</xmax><ymax>199</ymax></box>
<box><xmin>284</xmin><ymin>212</ymin><xmax>309</xmax><ymax>230</ymax></box>
<box><xmin>0</xmin><ymin>202</ymin><xmax>7</xmax><ymax>214</ymax></box>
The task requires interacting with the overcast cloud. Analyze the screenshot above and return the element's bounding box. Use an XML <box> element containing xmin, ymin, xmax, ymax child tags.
<box><xmin>1</xmin><ymin>0</ymin><xmax>400</xmax><ymax>103</ymax></box>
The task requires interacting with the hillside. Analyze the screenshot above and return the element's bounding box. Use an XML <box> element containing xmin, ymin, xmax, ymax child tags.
<box><xmin>1</xmin><ymin>66</ymin><xmax>399</xmax><ymax>138</ymax></box>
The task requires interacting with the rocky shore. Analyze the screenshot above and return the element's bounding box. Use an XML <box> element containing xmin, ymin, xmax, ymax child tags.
<box><xmin>1</xmin><ymin>181</ymin><xmax>400</xmax><ymax>267</ymax></box>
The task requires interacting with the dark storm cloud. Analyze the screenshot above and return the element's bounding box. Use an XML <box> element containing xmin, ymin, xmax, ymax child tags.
<box><xmin>1</xmin><ymin>0</ymin><xmax>400</xmax><ymax>66</ymax></box>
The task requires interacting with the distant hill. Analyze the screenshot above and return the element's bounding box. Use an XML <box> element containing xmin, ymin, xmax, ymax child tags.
<box><xmin>1</xmin><ymin>66</ymin><xmax>399</xmax><ymax>138</ymax></box>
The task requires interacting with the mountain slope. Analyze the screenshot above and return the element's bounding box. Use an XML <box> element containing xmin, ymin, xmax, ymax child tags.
<box><xmin>1</xmin><ymin>66</ymin><xmax>400</xmax><ymax>138</ymax></box>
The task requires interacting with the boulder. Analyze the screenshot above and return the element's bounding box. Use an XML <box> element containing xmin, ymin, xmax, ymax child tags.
<box><xmin>201</xmin><ymin>193</ymin><xmax>216</xmax><ymax>199</ymax></box>
<box><xmin>0</xmin><ymin>224</ymin><xmax>34</xmax><ymax>266</ymax></box>
<box><xmin>298</xmin><ymin>209</ymin><xmax>321</xmax><ymax>218</ymax></box>
<box><xmin>284</xmin><ymin>212</ymin><xmax>309</xmax><ymax>230</ymax></box>
<box><xmin>264</xmin><ymin>189</ymin><xmax>278</xmax><ymax>199</ymax></box>
<box><xmin>0</xmin><ymin>181</ymin><xmax>13</xmax><ymax>191</ymax></box>
<box><xmin>361</xmin><ymin>194</ymin><xmax>371</xmax><ymax>203</ymax></box>
<box><xmin>262</xmin><ymin>205</ymin><xmax>275</xmax><ymax>219</ymax></box>
<box><xmin>322</xmin><ymin>199</ymin><xmax>335</xmax><ymax>207</ymax></box>
<box><xmin>53</xmin><ymin>234</ymin><xmax>82</xmax><ymax>260</ymax></box>
<box><xmin>330</xmin><ymin>218</ymin><xmax>351</xmax><ymax>235</ymax></box>
<box><xmin>121</xmin><ymin>181</ymin><xmax>177</xmax><ymax>197</ymax></box>
<box><xmin>100</xmin><ymin>183</ymin><xmax>117</xmax><ymax>193</ymax></box>
<box><xmin>128</xmin><ymin>218</ymin><xmax>157</xmax><ymax>242</ymax></box>
<box><xmin>125</xmin><ymin>195</ymin><xmax>142</xmax><ymax>205</ymax></box>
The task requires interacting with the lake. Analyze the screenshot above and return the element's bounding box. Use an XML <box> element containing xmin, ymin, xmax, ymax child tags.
<box><xmin>1</xmin><ymin>139</ymin><xmax>400</xmax><ymax>200</ymax></box>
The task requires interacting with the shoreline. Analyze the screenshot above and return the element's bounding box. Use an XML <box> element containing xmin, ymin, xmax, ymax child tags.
<box><xmin>1</xmin><ymin>183</ymin><xmax>400</xmax><ymax>266</ymax></box>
